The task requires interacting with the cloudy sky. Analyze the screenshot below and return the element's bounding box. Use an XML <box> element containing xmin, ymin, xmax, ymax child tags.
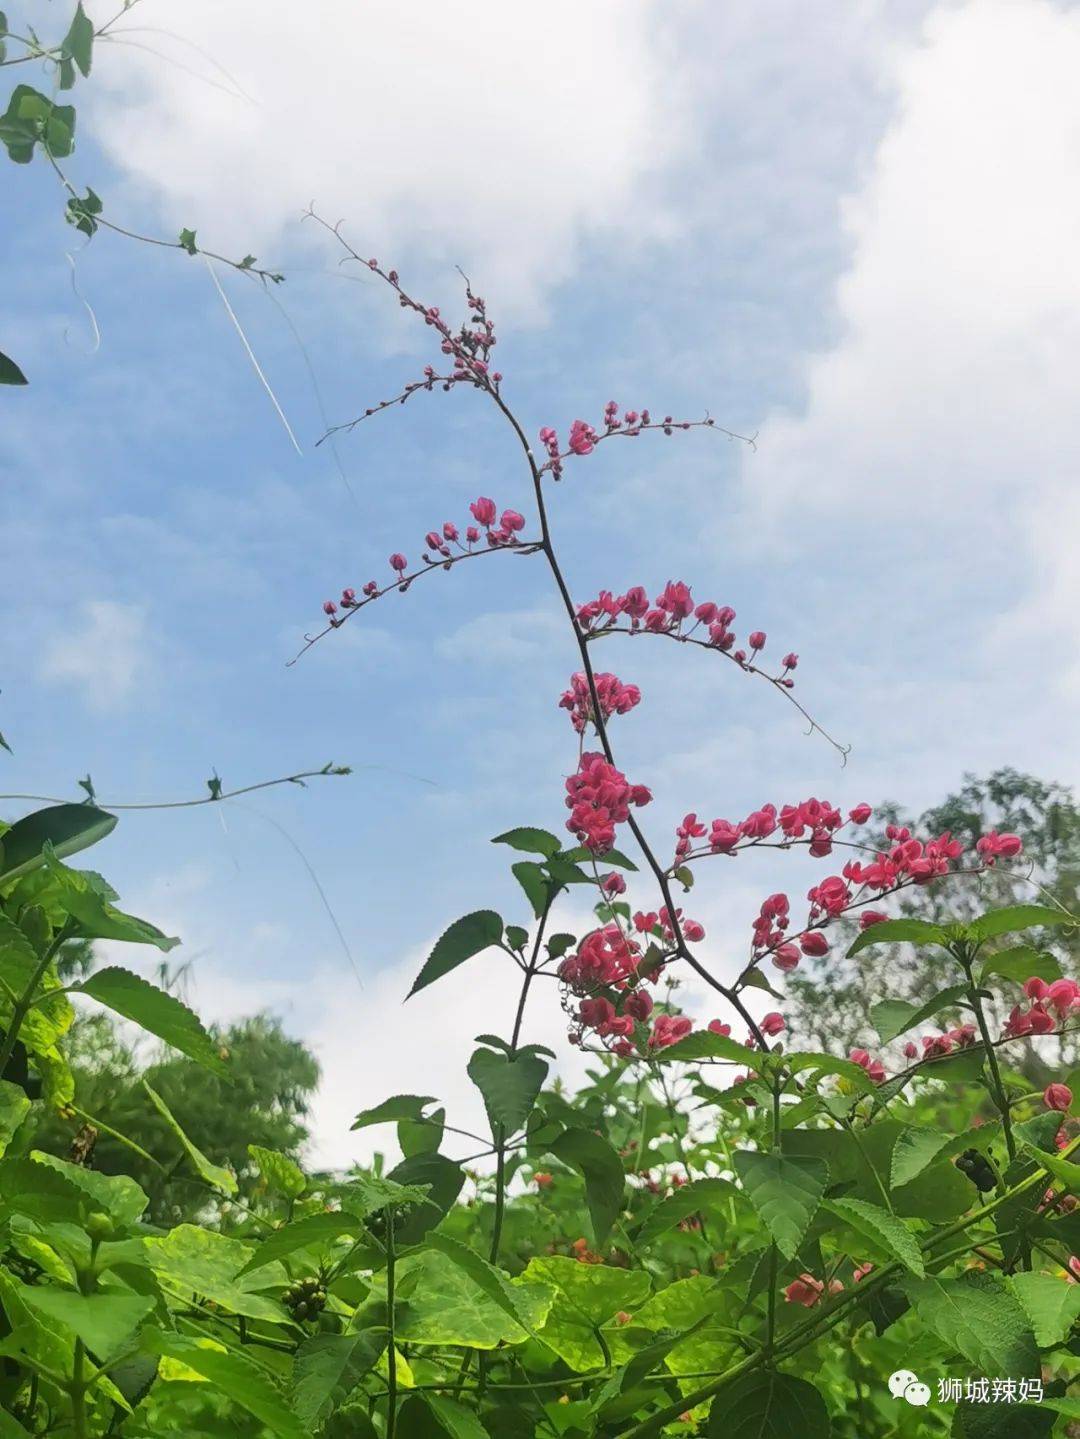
<box><xmin>4</xmin><ymin>0</ymin><xmax>1080</xmax><ymax>1166</ymax></box>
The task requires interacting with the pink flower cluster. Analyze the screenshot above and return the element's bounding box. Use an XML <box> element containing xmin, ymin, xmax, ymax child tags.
<box><xmin>842</xmin><ymin>824</ymin><xmax>966</xmax><ymax>889</ymax></box>
<box><xmin>559</xmin><ymin>672</ymin><xmax>641</xmax><ymax>734</ymax></box>
<box><xmin>784</xmin><ymin>1273</ymin><xmax>845</xmax><ymax>1308</ymax></box>
<box><xmin>976</xmin><ymin>830</ymin><xmax>1024</xmax><ymax>862</ymax></box>
<box><xmin>558</xmin><ymin>924</ymin><xmax>698</xmax><ymax>1055</ymax></box>
<box><xmin>575</xmin><ymin>583</ymin><xmax>792</xmax><ymax>678</ymax></box>
<box><xmin>1003</xmin><ymin>977</ymin><xmax>1080</xmax><ymax>1037</ymax></box>
<box><xmin>674</xmin><ymin>797</ymin><xmax>868</xmax><ymax>864</ymax></box>
<box><xmin>564</xmin><ymin>753</ymin><xmax>651</xmax><ymax>854</ymax></box>
<box><xmin>538</xmin><ymin>403</ymin><xmax>724</xmax><ymax>479</ymax></box>
<box><xmin>849</xmin><ymin>1047</ymin><xmax>887</xmax><ymax>1084</ymax></box>
<box><xmin>321</xmin><ymin>496</ymin><xmax>530</xmax><ymax>621</ymax></box>
<box><xmin>904</xmin><ymin>1025</ymin><xmax>977</xmax><ymax>1061</ymax></box>
<box><xmin>633</xmin><ymin>907</ymin><xmax>706</xmax><ymax>944</ymax></box>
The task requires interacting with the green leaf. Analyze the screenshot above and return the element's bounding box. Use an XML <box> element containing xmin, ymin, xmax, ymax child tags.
<box><xmin>468</xmin><ymin>1046</ymin><xmax>547</xmax><ymax>1136</ymax></box>
<box><xmin>1</xmin><ymin>86</ymin><xmax>76</xmax><ymax>162</ymax></box>
<box><xmin>43</xmin><ymin>852</ymin><xmax>179</xmax><ymax>950</ymax></box>
<box><xmin>708</xmin><ymin>1370</ymin><xmax>830</xmax><ymax>1438</ymax></box>
<box><xmin>78</xmin><ymin>966</ymin><xmax>227</xmax><ymax>1075</ymax></box>
<box><xmin>1008</xmin><ymin>1271</ymin><xmax>1080</xmax><ymax>1347</ymax></box>
<box><xmin>292</xmin><ymin>1330</ymin><xmax>387</xmax><ymax>1431</ymax></box>
<box><xmin>237</xmin><ymin>1211</ymin><xmax>364</xmax><ymax>1277</ymax></box>
<box><xmin>562</xmin><ymin>845</ymin><xmax>638</xmax><ymax>871</ymax></box>
<box><xmin>522</xmin><ymin>1255</ymin><xmax>651</xmax><ymax>1370</ymax></box>
<box><xmin>511</xmin><ymin>861</ymin><xmax>549</xmax><ymax>918</ymax></box>
<box><xmin>393</xmin><ymin>1248</ymin><xmax>552</xmax><ymax>1348</ymax></box>
<box><xmin>968</xmin><ymin>903</ymin><xmax>1077</xmax><ymax>942</ymax></box>
<box><xmin>145</xmin><ymin>1331</ymin><xmax>306</xmax><ymax>1439</ymax></box>
<box><xmin>178</xmin><ymin>227</ymin><xmax>198</xmax><ymax>254</ymax></box>
<box><xmin>891</xmin><ymin>1122</ymin><xmax>999</xmax><ymax>1189</ymax></box>
<box><xmin>247</xmin><ymin>1143</ymin><xmax>305</xmax><ymax>1198</ymax></box>
<box><xmin>0</xmin><ymin>1080</ymin><xmax>29</xmax><ymax>1156</ymax></box>
<box><xmin>635</xmin><ymin>1177</ymin><xmax>739</xmax><ymax>1248</ymax></box>
<box><xmin>351</xmin><ymin>1094</ymin><xmax>438</xmax><ymax>1130</ymax></box>
<box><xmin>491</xmin><ymin>826</ymin><xmax>561</xmax><ymax>857</ymax></box>
<box><xmin>31</xmin><ymin>1151</ymin><xmax>147</xmax><ymax>1226</ymax></box>
<box><xmin>847</xmin><ymin>917</ymin><xmax>949</xmax><ymax>956</ymax></box>
<box><xmin>144</xmin><ymin>1224</ymin><xmax>287</xmax><ymax>1322</ymax></box>
<box><xmin>0</xmin><ymin>804</ymin><xmax>116</xmax><ymax>883</ymax></box>
<box><xmin>21</xmin><ymin>1287</ymin><xmax>153</xmax><ymax>1362</ymax></box>
<box><xmin>0</xmin><ymin>350</ymin><xmax>27</xmax><ymax>386</ymax></box>
<box><xmin>902</xmin><ymin>1271</ymin><xmax>1038</xmax><ymax>1375</ymax></box>
<box><xmin>548</xmin><ymin>1128</ymin><xmax>625</xmax><ymax>1247</ymax></box>
<box><xmin>1031</xmin><ymin>1144</ymin><xmax>1080</xmax><ymax>1197</ymax></box>
<box><xmin>399</xmin><ymin>1394</ymin><xmax>490</xmax><ymax>1438</ymax></box>
<box><xmin>60</xmin><ymin>3</ymin><xmax>93</xmax><ymax>79</ymax></box>
<box><xmin>732</xmin><ymin>1151</ymin><xmax>828</xmax><ymax>1260</ymax></box>
<box><xmin>408</xmin><ymin>911</ymin><xmax>503</xmax><ymax>998</ymax></box>
<box><xmin>651</xmin><ymin>1028</ymin><xmax>760</xmax><ymax>1067</ymax></box>
<box><xmin>870</xmin><ymin>983</ymin><xmax>971</xmax><ymax>1045</ymax></box>
<box><xmin>784</xmin><ymin>1050</ymin><xmax>879</xmax><ymax>1092</ymax></box>
<box><xmin>425</xmin><ymin>1231</ymin><xmax>544</xmax><ymax>1340</ymax></box>
<box><xmin>0</xmin><ymin>914</ymin><xmax>74</xmax><ymax>1055</ymax></box>
<box><xmin>383</xmin><ymin>1152</ymin><xmax>465</xmax><ymax>1245</ymax></box>
<box><xmin>824</xmin><ymin>1197</ymin><xmax>925</xmax><ymax>1275</ymax></box>
<box><xmin>142</xmin><ymin>1080</ymin><xmax>237</xmax><ymax>1194</ymax></box>
<box><xmin>979</xmin><ymin>945</ymin><xmax>1062</xmax><ymax>988</ymax></box>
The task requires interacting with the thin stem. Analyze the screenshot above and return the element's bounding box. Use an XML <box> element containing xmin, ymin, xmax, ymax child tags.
<box><xmin>957</xmin><ymin>944</ymin><xmax>1016</xmax><ymax>1164</ymax></box>
<box><xmin>0</xmin><ymin>765</ymin><xmax>349</xmax><ymax>812</ymax></box>
<box><xmin>385</xmin><ymin>1207</ymin><xmax>397</xmax><ymax>1439</ymax></box>
<box><xmin>70</xmin><ymin>1340</ymin><xmax>89</xmax><ymax>1439</ymax></box>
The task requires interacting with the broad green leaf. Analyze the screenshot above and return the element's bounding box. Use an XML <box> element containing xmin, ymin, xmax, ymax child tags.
<box><xmin>511</xmin><ymin>860</ymin><xmax>549</xmax><ymax>917</ymax></box>
<box><xmin>732</xmin><ymin>1151</ymin><xmax>828</xmax><ymax>1260</ymax></box>
<box><xmin>824</xmin><ymin>1197</ymin><xmax>925</xmax><ymax>1275</ymax></box>
<box><xmin>144</xmin><ymin>1225</ymin><xmax>287</xmax><ymax>1322</ymax></box>
<box><xmin>248</xmin><ymin>1143</ymin><xmax>305</xmax><ymax>1198</ymax></box>
<box><xmin>491</xmin><ymin>826</ymin><xmax>561</xmax><ymax>857</ymax></box>
<box><xmin>237</xmin><ymin>1211</ymin><xmax>364</xmax><ymax>1277</ymax></box>
<box><xmin>44</xmin><ymin>853</ymin><xmax>179</xmax><ymax>950</ymax></box>
<box><xmin>145</xmin><ymin>1331</ymin><xmax>306</xmax><ymax>1439</ymax></box>
<box><xmin>425</xmin><ymin>1231</ymin><xmax>545</xmax><ymax>1339</ymax></box>
<box><xmin>902</xmin><ymin>1271</ymin><xmax>1038</xmax><ymax>1375</ymax></box>
<box><xmin>0</xmin><ymin>804</ymin><xmax>116</xmax><ymax>883</ymax></box>
<box><xmin>522</xmin><ymin>1255</ymin><xmax>651</xmax><ymax>1371</ymax></box>
<box><xmin>1008</xmin><ymin>1271</ymin><xmax>1080</xmax><ymax>1347</ymax></box>
<box><xmin>142</xmin><ymin>1080</ymin><xmax>236</xmax><ymax>1194</ymax></box>
<box><xmin>399</xmin><ymin>1394</ymin><xmax>490</xmax><ymax>1438</ymax></box>
<box><xmin>635</xmin><ymin>1177</ymin><xmax>739</xmax><ymax>1248</ymax></box>
<box><xmin>78</xmin><ymin>966</ymin><xmax>226</xmax><ymax>1074</ymax></box>
<box><xmin>393</xmin><ymin>1248</ymin><xmax>552</xmax><ymax>1348</ymax></box>
<box><xmin>407</xmin><ymin>911</ymin><xmax>502</xmax><ymax>998</ymax></box>
<box><xmin>21</xmin><ymin>1287</ymin><xmax>153</xmax><ymax>1362</ymax></box>
<box><xmin>847</xmin><ymin>916</ymin><xmax>950</xmax><ymax>955</ymax></box>
<box><xmin>968</xmin><ymin>903</ymin><xmax>1076</xmax><ymax>943</ymax></box>
<box><xmin>651</xmin><ymin>1029</ymin><xmax>760</xmax><ymax>1067</ymax></box>
<box><xmin>351</xmin><ymin>1093</ymin><xmax>438</xmax><ymax>1130</ymax></box>
<box><xmin>1</xmin><ymin>86</ymin><xmax>76</xmax><ymax>163</ymax></box>
<box><xmin>890</xmin><ymin>1122</ymin><xmax>1000</xmax><ymax>1189</ymax></box>
<box><xmin>0</xmin><ymin>1080</ymin><xmax>29</xmax><ymax>1156</ymax></box>
<box><xmin>979</xmin><ymin>945</ymin><xmax>1062</xmax><ymax>988</ymax></box>
<box><xmin>468</xmin><ymin>1045</ymin><xmax>547</xmax><ymax>1136</ymax></box>
<box><xmin>548</xmin><ymin>1128</ymin><xmax>625</xmax><ymax>1246</ymax></box>
<box><xmin>60</xmin><ymin>2</ymin><xmax>93</xmax><ymax>79</ymax></box>
<box><xmin>400</xmin><ymin>1106</ymin><xmax>444</xmax><ymax>1156</ymax></box>
<box><xmin>783</xmin><ymin>1051</ymin><xmax>878</xmax><ymax>1091</ymax></box>
<box><xmin>31</xmin><ymin>1151</ymin><xmax>147</xmax><ymax>1226</ymax></box>
<box><xmin>383</xmin><ymin>1152</ymin><xmax>464</xmax><ymax>1245</ymax></box>
<box><xmin>292</xmin><ymin>1330</ymin><xmax>387</xmax><ymax>1430</ymax></box>
<box><xmin>0</xmin><ymin>350</ymin><xmax>28</xmax><ymax>386</ymax></box>
<box><xmin>870</xmin><ymin>983</ymin><xmax>970</xmax><ymax>1045</ymax></box>
<box><xmin>0</xmin><ymin>913</ymin><xmax>74</xmax><ymax>1055</ymax></box>
<box><xmin>1032</xmin><ymin>1144</ymin><xmax>1080</xmax><ymax>1197</ymax></box>
<box><xmin>708</xmin><ymin>1371</ymin><xmax>830</xmax><ymax>1439</ymax></box>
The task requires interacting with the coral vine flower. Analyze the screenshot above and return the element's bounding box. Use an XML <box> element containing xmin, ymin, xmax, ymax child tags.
<box><xmin>1045</xmin><ymin>1083</ymin><xmax>1073</xmax><ymax>1112</ymax></box>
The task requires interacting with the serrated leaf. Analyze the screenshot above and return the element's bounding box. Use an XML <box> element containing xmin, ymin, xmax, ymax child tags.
<box><xmin>635</xmin><ymin>1177</ymin><xmax>739</xmax><ymax>1248</ymax></box>
<box><xmin>732</xmin><ymin>1151</ymin><xmax>828</xmax><ymax>1260</ymax></box>
<box><xmin>43</xmin><ymin>852</ymin><xmax>178</xmax><ymax>950</ymax></box>
<box><xmin>1008</xmin><ymin>1271</ymin><xmax>1080</xmax><ymax>1347</ymax></box>
<box><xmin>651</xmin><ymin>1029</ymin><xmax>760</xmax><ymax>1067</ymax></box>
<box><xmin>548</xmin><ymin>1128</ymin><xmax>625</xmax><ymax>1247</ymax></box>
<box><xmin>1032</xmin><ymin>1144</ymin><xmax>1080</xmax><ymax>1197</ymax></box>
<box><xmin>903</xmin><ymin>1271</ymin><xmax>1038</xmax><ymax>1375</ymax></box>
<box><xmin>0</xmin><ymin>804</ymin><xmax>116</xmax><ymax>883</ymax></box>
<box><xmin>825</xmin><ymin>1197</ymin><xmax>925</xmax><ymax>1275</ymax></box>
<box><xmin>468</xmin><ymin>1046</ymin><xmax>547</xmax><ymax>1136</ymax></box>
<box><xmin>145</xmin><ymin>1331</ymin><xmax>306</xmax><ymax>1439</ymax></box>
<box><xmin>352</xmin><ymin>1094</ymin><xmax>438</xmax><ymax>1131</ymax></box>
<box><xmin>979</xmin><ymin>945</ymin><xmax>1062</xmax><ymax>988</ymax></box>
<box><xmin>142</xmin><ymin>1080</ymin><xmax>236</xmax><ymax>1194</ymax></box>
<box><xmin>510</xmin><ymin>860</ymin><xmax>549</xmax><ymax>918</ymax></box>
<box><xmin>78</xmin><ymin>966</ymin><xmax>226</xmax><ymax>1075</ymax></box>
<box><xmin>292</xmin><ymin>1330</ymin><xmax>387</xmax><ymax>1430</ymax></box>
<box><xmin>21</xmin><ymin>1288</ymin><xmax>153</xmax><ymax>1362</ymax></box>
<box><xmin>491</xmin><ymin>826</ymin><xmax>561</xmax><ymax>857</ymax></box>
<box><xmin>31</xmin><ymin>1151</ymin><xmax>147</xmax><ymax>1225</ymax></box>
<box><xmin>522</xmin><ymin>1255</ymin><xmax>651</xmax><ymax>1370</ymax></box>
<box><xmin>0</xmin><ymin>1080</ymin><xmax>29</xmax><ymax>1156</ymax></box>
<box><xmin>407</xmin><ymin>911</ymin><xmax>502</xmax><ymax>998</ymax></box>
<box><xmin>144</xmin><ymin>1225</ymin><xmax>288</xmax><ymax>1321</ymax></box>
<box><xmin>708</xmin><ymin>1370</ymin><xmax>830</xmax><ymax>1438</ymax></box>
<box><xmin>425</xmin><ymin>1231</ymin><xmax>544</xmax><ymax>1339</ymax></box>
<box><xmin>847</xmin><ymin>917</ymin><xmax>949</xmax><ymax>956</ymax></box>
<box><xmin>237</xmin><ymin>1211</ymin><xmax>364</xmax><ymax>1277</ymax></box>
<box><xmin>968</xmin><ymin>903</ymin><xmax>1076</xmax><ymax>943</ymax></box>
<box><xmin>247</xmin><ymin>1144</ymin><xmax>305</xmax><ymax>1198</ymax></box>
<box><xmin>891</xmin><ymin>1122</ymin><xmax>1000</xmax><ymax>1189</ymax></box>
<box><xmin>870</xmin><ymin>983</ymin><xmax>970</xmax><ymax>1045</ymax></box>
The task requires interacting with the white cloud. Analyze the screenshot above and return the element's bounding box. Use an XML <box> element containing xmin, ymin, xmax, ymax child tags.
<box><xmin>39</xmin><ymin>600</ymin><xmax>151</xmax><ymax>713</ymax></box>
<box><xmin>86</xmin><ymin>0</ymin><xmax>682</xmax><ymax>316</ymax></box>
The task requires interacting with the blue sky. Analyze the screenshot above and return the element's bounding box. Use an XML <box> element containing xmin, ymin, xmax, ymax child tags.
<box><xmin>5</xmin><ymin>0</ymin><xmax>1080</xmax><ymax>1163</ymax></box>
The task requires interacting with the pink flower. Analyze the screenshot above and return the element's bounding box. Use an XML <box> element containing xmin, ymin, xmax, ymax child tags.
<box><xmin>748</xmin><ymin>631</ymin><xmax>766</xmax><ymax>651</ymax></box>
<box><xmin>800</xmin><ymin>930</ymin><xmax>830</xmax><ymax>957</ymax></box>
<box><xmin>853</xmin><ymin>1262</ymin><xmax>874</xmax><ymax>1283</ymax></box>
<box><xmin>773</xmin><ymin>943</ymin><xmax>801</xmax><ymax>972</ymax></box>
<box><xmin>849</xmin><ymin>1048</ymin><xmax>886</xmax><ymax>1084</ymax></box>
<box><xmin>903</xmin><ymin>1041</ymin><xmax>918</xmax><ymax>1059</ymax></box>
<box><xmin>323</xmin><ymin>600</ymin><xmax>338</xmax><ymax>616</ymax></box>
<box><xmin>1044</xmin><ymin>1083</ymin><xmax>1073</xmax><ymax>1112</ymax></box>
<box><xmin>568</xmin><ymin>419</ymin><xmax>596</xmax><ymax>455</ymax></box>
<box><xmin>785</xmin><ymin>1274</ymin><xmax>824</xmax><ymax>1308</ymax></box>
<box><xmin>976</xmin><ymin>830</ymin><xmax>1024</xmax><ymax>862</ymax></box>
<box><xmin>859</xmin><ymin>910</ymin><xmax>888</xmax><ymax>930</ymax></box>
<box><xmin>782</xmin><ymin>652</ymin><xmax>798</xmax><ymax>670</ymax></box>
<box><xmin>389</xmin><ymin>553</ymin><xmax>408</xmax><ymax>573</ymax></box>
<box><xmin>707</xmin><ymin>1019</ymin><xmax>732</xmax><ymax>1036</ymax></box>
<box><xmin>501</xmin><ymin>509</ymin><xmax>526</xmax><ymax>532</ymax></box>
<box><xmin>601</xmin><ymin>872</ymin><xmax>626</xmax><ymax>896</ymax></box>
<box><xmin>760</xmin><ymin>1011</ymin><xmax>785</xmax><ymax>1036</ymax></box>
<box><xmin>848</xmin><ymin>803</ymin><xmax>873</xmax><ymax>825</ymax></box>
<box><xmin>469</xmin><ymin>496</ymin><xmax>497</xmax><ymax>526</ymax></box>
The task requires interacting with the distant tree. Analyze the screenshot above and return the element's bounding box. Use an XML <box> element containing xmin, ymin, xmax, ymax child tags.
<box><xmin>786</xmin><ymin>768</ymin><xmax>1080</xmax><ymax>1078</ymax></box>
<box><xmin>32</xmin><ymin>1010</ymin><xmax>320</xmax><ymax>1224</ymax></box>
